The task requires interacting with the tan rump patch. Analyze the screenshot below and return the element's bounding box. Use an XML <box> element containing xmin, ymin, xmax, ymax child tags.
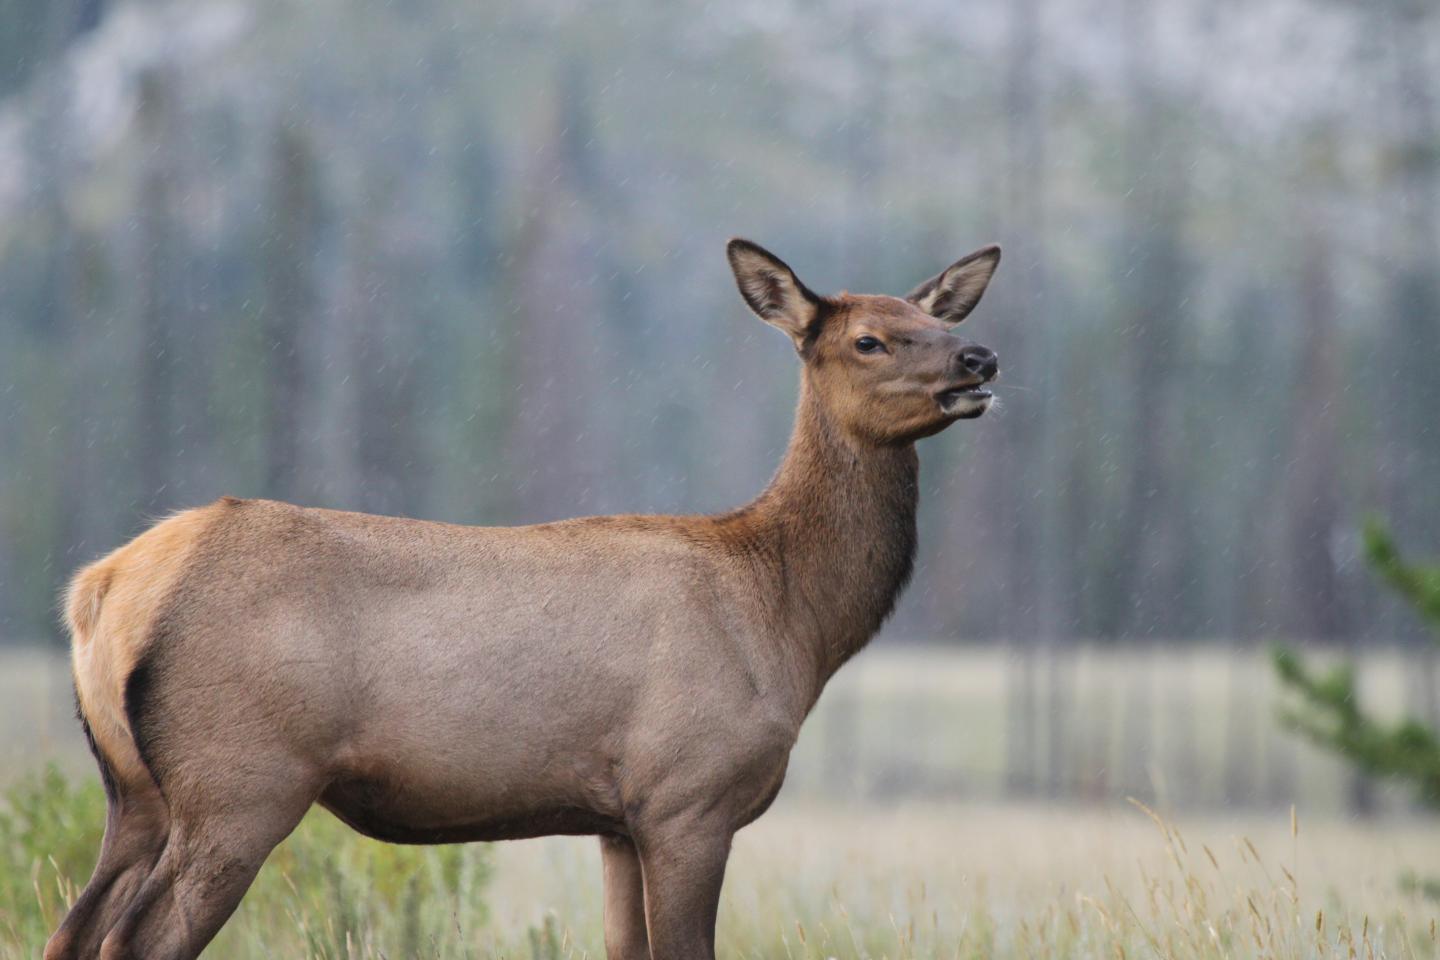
<box><xmin>64</xmin><ymin>564</ymin><xmax>113</xmax><ymax>641</ymax></box>
<box><xmin>68</xmin><ymin>501</ymin><xmax>226</xmax><ymax>790</ymax></box>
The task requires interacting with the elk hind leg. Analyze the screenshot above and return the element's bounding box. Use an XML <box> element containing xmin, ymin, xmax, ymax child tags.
<box><xmin>98</xmin><ymin>773</ymin><xmax>316</xmax><ymax>960</ymax></box>
<box><xmin>44</xmin><ymin>778</ymin><xmax>168</xmax><ymax>960</ymax></box>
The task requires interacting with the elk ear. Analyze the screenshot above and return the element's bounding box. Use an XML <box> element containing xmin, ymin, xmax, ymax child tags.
<box><xmin>727</xmin><ymin>238</ymin><xmax>822</xmax><ymax>346</ymax></box>
<box><xmin>906</xmin><ymin>244</ymin><xmax>1001</xmax><ymax>325</ymax></box>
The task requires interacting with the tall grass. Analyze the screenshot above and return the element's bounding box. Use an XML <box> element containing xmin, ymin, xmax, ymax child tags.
<box><xmin>0</xmin><ymin>768</ymin><xmax>493</xmax><ymax>959</ymax></box>
<box><xmin>700</xmin><ymin>801</ymin><xmax>1440</xmax><ymax>960</ymax></box>
<box><xmin>0</xmin><ymin>767</ymin><xmax>102</xmax><ymax>952</ymax></box>
<box><xmin>4</xmin><ymin>765</ymin><xmax>1436</xmax><ymax>959</ymax></box>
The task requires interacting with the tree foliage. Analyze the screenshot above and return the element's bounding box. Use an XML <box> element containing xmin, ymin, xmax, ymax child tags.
<box><xmin>1273</xmin><ymin>521</ymin><xmax>1440</xmax><ymax>806</ymax></box>
<box><xmin>0</xmin><ymin>0</ymin><xmax>1437</xmax><ymax>647</ymax></box>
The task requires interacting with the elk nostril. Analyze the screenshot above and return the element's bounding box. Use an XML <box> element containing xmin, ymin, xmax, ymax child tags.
<box><xmin>960</xmin><ymin>345</ymin><xmax>998</xmax><ymax>380</ymax></box>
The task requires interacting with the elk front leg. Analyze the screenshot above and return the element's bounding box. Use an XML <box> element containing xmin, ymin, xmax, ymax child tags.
<box><xmin>635</xmin><ymin>820</ymin><xmax>732</xmax><ymax>960</ymax></box>
<box><xmin>600</xmin><ymin>834</ymin><xmax>649</xmax><ymax>960</ymax></box>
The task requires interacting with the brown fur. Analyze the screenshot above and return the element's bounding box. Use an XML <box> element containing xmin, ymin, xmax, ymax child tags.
<box><xmin>47</xmin><ymin>239</ymin><xmax>1000</xmax><ymax>960</ymax></box>
<box><xmin>68</xmin><ymin>505</ymin><xmax>226</xmax><ymax>794</ymax></box>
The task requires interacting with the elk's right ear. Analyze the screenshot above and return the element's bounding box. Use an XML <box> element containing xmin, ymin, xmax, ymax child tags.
<box><xmin>727</xmin><ymin>238</ymin><xmax>822</xmax><ymax>347</ymax></box>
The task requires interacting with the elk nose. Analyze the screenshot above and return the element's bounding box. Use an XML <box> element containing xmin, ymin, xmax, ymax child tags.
<box><xmin>959</xmin><ymin>344</ymin><xmax>998</xmax><ymax>381</ymax></box>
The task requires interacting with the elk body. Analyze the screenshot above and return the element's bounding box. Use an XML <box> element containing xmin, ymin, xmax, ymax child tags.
<box><xmin>48</xmin><ymin>239</ymin><xmax>1001</xmax><ymax>960</ymax></box>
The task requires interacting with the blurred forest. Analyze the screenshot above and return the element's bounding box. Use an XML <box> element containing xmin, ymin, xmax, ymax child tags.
<box><xmin>1</xmin><ymin>0</ymin><xmax>1437</xmax><ymax>665</ymax></box>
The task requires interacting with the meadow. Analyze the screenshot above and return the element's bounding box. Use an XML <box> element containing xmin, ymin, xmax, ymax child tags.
<box><xmin>3</xmin><ymin>646</ymin><xmax>1437</xmax><ymax>959</ymax></box>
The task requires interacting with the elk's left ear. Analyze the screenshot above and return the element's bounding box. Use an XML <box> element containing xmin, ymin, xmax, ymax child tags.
<box><xmin>727</xmin><ymin>238</ymin><xmax>823</xmax><ymax>347</ymax></box>
<box><xmin>906</xmin><ymin>244</ymin><xmax>1001</xmax><ymax>325</ymax></box>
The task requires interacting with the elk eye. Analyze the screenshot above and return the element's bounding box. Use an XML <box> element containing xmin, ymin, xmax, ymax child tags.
<box><xmin>855</xmin><ymin>336</ymin><xmax>885</xmax><ymax>354</ymax></box>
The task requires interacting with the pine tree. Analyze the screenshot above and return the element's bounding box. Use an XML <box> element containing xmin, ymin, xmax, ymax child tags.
<box><xmin>1273</xmin><ymin>521</ymin><xmax>1440</xmax><ymax>806</ymax></box>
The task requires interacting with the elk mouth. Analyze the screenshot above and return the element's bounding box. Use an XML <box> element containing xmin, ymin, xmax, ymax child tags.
<box><xmin>936</xmin><ymin>384</ymin><xmax>993</xmax><ymax>419</ymax></box>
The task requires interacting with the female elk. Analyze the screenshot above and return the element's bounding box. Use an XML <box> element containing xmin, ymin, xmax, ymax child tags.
<box><xmin>48</xmin><ymin>238</ymin><xmax>1000</xmax><ymax>960</ymax></box>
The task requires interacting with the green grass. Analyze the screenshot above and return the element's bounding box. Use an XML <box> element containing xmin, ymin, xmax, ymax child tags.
<box><xmin>0</xmin><ymin>768</ymin><xmax>493</xmax><ymax>959</ymax></box>
<box><xmin>0</xmin><ymin>767</ymin><xmax>103</xmax><ymax>953</ymax></box>
<box><xmin>3</xmin><ymin>766</ymin><xmax>1439</xmax><ymax>959</ymax></box>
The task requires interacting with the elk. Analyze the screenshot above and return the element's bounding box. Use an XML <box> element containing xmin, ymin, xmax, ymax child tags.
<box><xmin>47</xmin><ymin>238</ymin><xmax>1001</xmax><ymax>960</ymax></box>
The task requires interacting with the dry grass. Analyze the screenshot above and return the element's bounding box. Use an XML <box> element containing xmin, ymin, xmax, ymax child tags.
<box><xmin>11</xmin><ymin>782</ymin><xmax>1435</xmax><ymax>959</ymax></box>
<box><xmin>2</xmin><ymin>647</ymin><xmax>1436</xmax><ymax>958</ymax></box>
<box><xmin>471</xmin><ymin>798</ymin><xmax>1440</xmax><ymax>959</ymax></box>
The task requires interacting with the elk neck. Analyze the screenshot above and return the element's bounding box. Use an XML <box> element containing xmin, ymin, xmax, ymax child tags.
<box><xmin>722</xmin><ymin>376</ymin><xmax>919</xmax><ymax>702</ymax></box>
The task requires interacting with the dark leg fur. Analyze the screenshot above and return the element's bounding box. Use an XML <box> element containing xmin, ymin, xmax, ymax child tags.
<box><xmin>44</xmin><ymin>781</ymin><xmax>168</xmax><ymax>960</ymax></box>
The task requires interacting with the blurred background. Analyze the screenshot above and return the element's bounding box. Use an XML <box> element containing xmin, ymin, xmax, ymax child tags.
<box><xmin>2</xmin><ymin>0</ymin><xmax>1439</xmax><ymax>822</ymax></box>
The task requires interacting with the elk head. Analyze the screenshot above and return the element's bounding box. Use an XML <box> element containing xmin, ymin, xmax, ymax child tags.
<box><xmin>727</xmin><ymin>239</ymin><xmax>1001</xmax><ymax>444</ymax></box>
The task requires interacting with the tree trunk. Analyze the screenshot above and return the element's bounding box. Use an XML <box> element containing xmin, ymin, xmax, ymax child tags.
<box><xmin>262</xmin><ymin>125</ymin><xmax>321</xmax><ymax>502</ymax></box>
<box><xmin>134</xmin><ymin>68</ymin><xmax>178</xmax><ymax>515</ymax></box>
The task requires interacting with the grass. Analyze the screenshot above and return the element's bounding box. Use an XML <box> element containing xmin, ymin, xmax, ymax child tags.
<box><xmin>2</xmin><ymin>646</ymin><xmax>1437</xmax><ymax>958</ymax></box>
<box><xmin>2</xmin><ymin>767</ymin><xmax>1438</xmax><ymax>959</ymax></box>
<box><xmin>487</xmin><ymin>801</ymin><xmax>1440</xmax><ymax>960</ymax></box>
<box><xmin>0</xmin><ymin>767</ymin><xmax>493</xmax><ymax>959</ymax></box>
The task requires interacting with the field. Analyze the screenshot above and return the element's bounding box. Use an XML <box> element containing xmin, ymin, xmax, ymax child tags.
<box><xmin>468</xmin><ymin>801</ymin><xmax>1440</xmax><ymax>959</ymax></box>
<box><xmin>2</xmin><ymin>646</ymin><xmax>1438</xmax><ymax>958</ymax></box>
